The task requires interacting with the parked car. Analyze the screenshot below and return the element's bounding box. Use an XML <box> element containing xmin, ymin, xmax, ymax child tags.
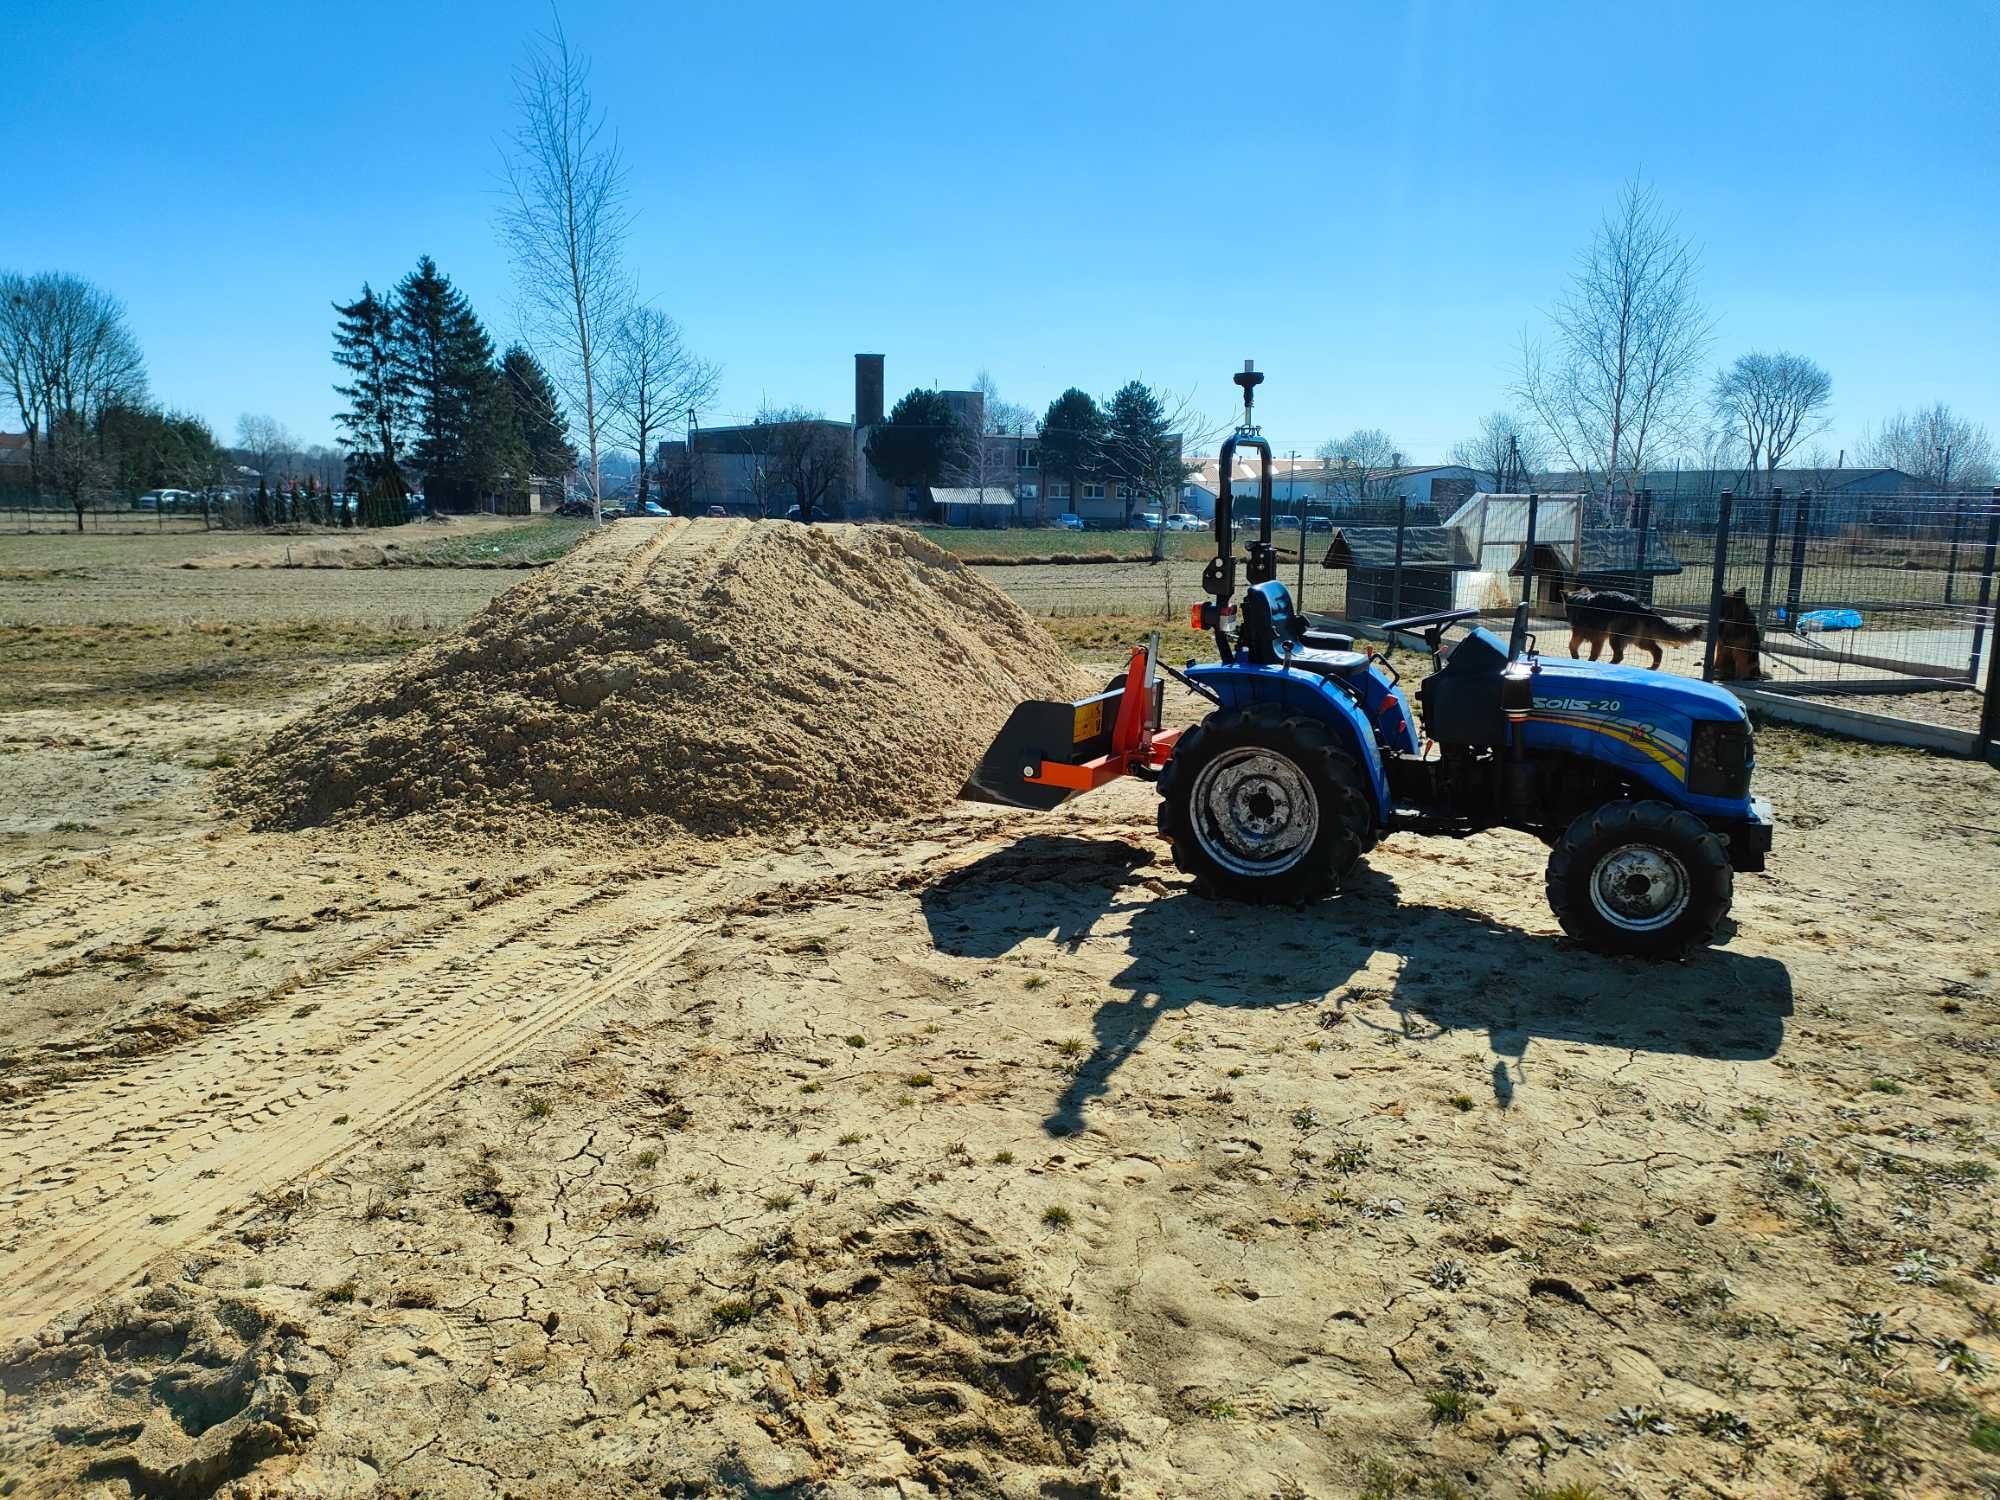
<box><xmin>785</xmin><ymin>504</ymin><xmax>802</xmax><ymax>521</ymax></box>
<box><xmin>641</xmin><ymin>500</ymin><xmax>671</xmax><ymax>516</ymax></box>
<box><xmin>1053</xmin><ymin>513</ymin><xmax>1084</xmax><ymax>532</ymax></box>
<box><xmin>1164</xmin><ymin>512</ymin><xmax>1204</xmax><ymax>532</ymax></box>
<box><xmin>1305</xmin><ymin>515</ymin><xmax>1333</xmax><ymax>532</ymax></box>
<box><xmin>132</xmin><ymin>488</ymin><xmax>194</xmax><ymax>512</ymax></box>
<box><xmin>704</xmin><ymin>505</ymin><xmax>728</xmax><ymax>518</ymax></box>
<box><xmin>1272</xmin><ymin>513</ymin><xmax>1302</xmax><ymax>530</ymax></box>
<box><xmin>1134</xmin><ymin>511</ymin><xmax>1163</xmax><ymax>530</ymax></box>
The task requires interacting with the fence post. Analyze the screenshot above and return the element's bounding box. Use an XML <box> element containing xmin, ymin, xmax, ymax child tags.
<box><xmin>1756</xmin><ymin>486</ymin><xmax>1785</xmax><ymax>628</ymax></box>
<box><xmin>1703</xmin><ymin>489</ymin><xmax>1734</xmax><ymax>681</ymax></box>
<box><xmin>1522</xmin><ymin>491</ymin><xmax>1539</xmax><ymax>611</ymax></box>
<box><xmin>1945</xmin><ymin>492</ymin><xmax>1968</xmax><ymax>606</ymax></box>
<box><xmin>1973</xmin><ymin>492</ymin><xmax>2000</xmax><ymax>750</ymax></box>
<box><xmin>1784</xmin><ymin>487</ymin><xmax>1811</xmax><ymax>618</ymax></box>
<box><xmin>1633</xmin><ymin>489</ymin><xmax>1655</xmax><ymax>603</ymax></box>
<box><xmin>1389</xmin><ymin>496</ymin><xmax>1407</xmax><ymax>622</ymax></box>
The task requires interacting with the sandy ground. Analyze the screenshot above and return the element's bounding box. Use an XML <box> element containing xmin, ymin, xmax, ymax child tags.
<box><xmin>0</xmin><ymin>626</ymin><xmax>1995</xmax><ymax>1499</ymax></box>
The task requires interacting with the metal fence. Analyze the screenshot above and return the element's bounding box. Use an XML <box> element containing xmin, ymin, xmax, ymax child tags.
<box><xmin>1319</xmin><ymin>487</ymin><xmax>2000</xmax><ymax>749</ymax></box>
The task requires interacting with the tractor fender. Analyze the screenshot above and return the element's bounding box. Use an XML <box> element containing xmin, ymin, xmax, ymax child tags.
<box><xmin>1183</xmin><ymin>662</ymin><xmax>1393</xmax><ymax>821</ymax></box>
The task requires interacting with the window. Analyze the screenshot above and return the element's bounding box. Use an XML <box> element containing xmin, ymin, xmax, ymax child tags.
<box><xmin>1083</xmin><ymin>482</ymin><xmax>1105</xmax><ymax>500</ymax></box>
<box><xmin>1018</xmin><ymin>483</ymin><xmax>1038</xmax><ymax>501</ymax></box>
<box><xmin>1017</xmin><ymin>446</ymin><xmax>1039</xmax><ymax>469</ymax></box>
<box><xmin>1047</xmin><ymin>481</ymin><xmax>1070</xmax><ymax>500</ymax></box>
<box><xmin>1114</xmin><ymin>484</ymin><xmax>1130</xmax><ymax>499</ymax></box>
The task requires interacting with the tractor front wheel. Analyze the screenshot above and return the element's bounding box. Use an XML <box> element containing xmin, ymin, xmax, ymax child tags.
<box><xmin>1158</xmin><ymin>704</ymin><xmax>1372</xmax><ymax>903</ymax></box>
<box><xmin>1545</xmin><ymin>800</ymin><xmax>1733</xmax><ymax>957</ymax></box>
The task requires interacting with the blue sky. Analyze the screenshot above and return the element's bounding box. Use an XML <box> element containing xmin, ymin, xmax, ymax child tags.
<box><xmin>6</xmin><ymin>0</ymin><xmax>1995</xmax><ymax>462</ymax></box>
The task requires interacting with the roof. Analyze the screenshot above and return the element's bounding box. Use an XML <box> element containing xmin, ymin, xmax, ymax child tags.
<box><xmin>1443</xmin><ymin>492</ymin><xmax>1586</xmax><ymax>541</ymax></box>
<box><xmin>1322</xmin><ymin>526</ymin><xmax>1475</xmax><ymax>571</ymax></box>
<box><xmin>1503</xmin><ymin>528</ymin><xmax>1684</xmax><ymax>577</ymax></box>
<box><xmin>0</xmin><ymin>432</ymin><xmax>28</xmax><ymax>462</ymax></box>
<box><xmin>930</xmin><ymin>486</ymin><xmax>1015</xmax><ymax>507</ymax></box>
<box><xmin>1188</xmin><ymin>456</ymin><xmax>1487</xmax><ymax>491</ymax></box>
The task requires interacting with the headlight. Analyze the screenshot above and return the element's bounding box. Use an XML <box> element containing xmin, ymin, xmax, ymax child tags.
<box><xmin>1687</xmin><ymin>720</ymin><xmax>1753</xmax><ymax>799</ymax></box>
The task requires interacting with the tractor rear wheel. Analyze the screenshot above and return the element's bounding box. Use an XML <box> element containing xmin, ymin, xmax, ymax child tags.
<box><xmin>1157</xmin><ymin>704</ymin><xmax>1372</xmax><ymax>903</ymax></box>
<box><xmin>1545</xmin><ymin>800</ymin><xmax>1732</xmax><ymax>958</ymax></box>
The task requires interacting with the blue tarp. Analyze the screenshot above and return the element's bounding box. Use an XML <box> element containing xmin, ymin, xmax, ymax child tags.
<box><xmin>1794</xmin><ymin>607</ymin><xmax>1864</xmax><ymax>632</ymax></box>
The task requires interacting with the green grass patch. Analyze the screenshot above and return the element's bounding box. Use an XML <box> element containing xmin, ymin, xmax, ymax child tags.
<box><xmin>391</xmin><ymin>518</ymin><xmax>593</xmax><ymax>567</ymax></box>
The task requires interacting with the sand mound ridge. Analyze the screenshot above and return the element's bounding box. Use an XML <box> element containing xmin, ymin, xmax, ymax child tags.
<box><xmin>234</xmin><ymin>518</ymin><xmax>1080</xmax><ymax>836</ymax></box>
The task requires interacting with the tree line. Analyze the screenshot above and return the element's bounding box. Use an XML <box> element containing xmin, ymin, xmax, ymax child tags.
<box><xmin>329</xmin><ymin>255</ymin><xmax>579</xmax><ymax>523</ymax></box>
<box><xmin>862</xmin><ymin>378</ymin><xmax>1203</xmax><ymax>528</ymax></box>
<box><xmin>0</xmin><ymin>271</ymin><xmax>224</xmax><ymax>530</ymax></box>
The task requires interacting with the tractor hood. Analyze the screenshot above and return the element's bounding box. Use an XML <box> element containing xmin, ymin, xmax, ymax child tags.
<box><xmin>1518</xmin><ymin>652</ymin><xmax>1754</xmax><ymax>810</ymax></box>
<box><xmin>1526</xmin><ymin>655</ymin><xmax>1748</xmax><ymax>724</ymax></box>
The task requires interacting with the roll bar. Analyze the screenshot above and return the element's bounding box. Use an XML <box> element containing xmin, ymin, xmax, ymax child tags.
<box><xmin>1203</xmin><ymin>362</ymin><xmax>1278</xmax><ymax>661</ymax></box>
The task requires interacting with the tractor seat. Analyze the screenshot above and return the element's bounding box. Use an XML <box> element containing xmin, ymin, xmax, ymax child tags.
<box><xmin>1238</xmin><ymin>581</ymin><xmax>1370</xmax><ymax>677</ymax></box>
<box><xmin>1276</xmin><ymin>646</ymin><xmax>1372</xmax><ymax>681</ymax></box>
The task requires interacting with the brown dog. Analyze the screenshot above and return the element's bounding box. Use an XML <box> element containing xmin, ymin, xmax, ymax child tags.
<box><xmin>1712</xmin><ymin>587</ymin><xmax>1764</xmax><ymax>681</ymax></box>
<box><xmin>1564</xmin><ymin>588</ymin><xmax>1702</xmax><ymax>669</ymax></box>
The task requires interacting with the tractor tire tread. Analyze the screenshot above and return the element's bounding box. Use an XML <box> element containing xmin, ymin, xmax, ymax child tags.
<box><xmin>1158</xmin><ymin>704</ymin><xmax>1372</xmax><ymax>904</ymax></box>
<box><xmin>1545</xmin><ymin>798</ymin><xmax>1733</xmax><ymax>958</ymax></box>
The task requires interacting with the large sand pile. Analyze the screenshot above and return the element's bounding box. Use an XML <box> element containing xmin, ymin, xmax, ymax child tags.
<box><xmin>233</xmin><ymin>518</ymin><xmax>1079</xmax><ymax>836</ymax></box>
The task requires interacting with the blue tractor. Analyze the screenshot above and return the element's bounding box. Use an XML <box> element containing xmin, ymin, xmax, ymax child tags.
<box><xmin>967</xmin><ymin>364</ymin><xmax>1773</xmax><ymax>957</ymax></box>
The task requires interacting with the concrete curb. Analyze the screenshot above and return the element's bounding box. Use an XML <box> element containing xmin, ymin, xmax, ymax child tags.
<box><xmin>1724</xmin><ymin>684</ymin><xmax>1982</xmax><ymax>757</ymax></box>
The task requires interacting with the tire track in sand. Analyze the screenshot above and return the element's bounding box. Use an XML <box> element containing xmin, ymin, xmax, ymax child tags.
<box><xmin>0</xmin><ymin>864</ymin><xmax>736</xmax><ymax>1342</ymax></box>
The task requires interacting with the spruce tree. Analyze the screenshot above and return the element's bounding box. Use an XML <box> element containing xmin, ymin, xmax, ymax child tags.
<box><xmin>1103</xmin><ymin>381</ymin><xmax>1181</xmax><ymax>528</ymax></box>
<box><xmin>393</xmin><ymin>256</ymin><xmax>501</xmax><ymax>507</ymax></box>
<box><xmin>1039</xmin><ymin>390</ymin><xmax>1106</xmax><ymax>516</ymax></box>
<box><xmin>502</xmin><ymin>346</ymin><xmax>578</xmax><ymax>477</ymax></box>
<box><xmin>862</xmin><ymin>389</ymin><xmax>967</xmax><ymax>494</ymax></box>
<box><xmin>332</xmin><ymin>284</ymin><xmax>409</xmax><ymax>518</ymax></box>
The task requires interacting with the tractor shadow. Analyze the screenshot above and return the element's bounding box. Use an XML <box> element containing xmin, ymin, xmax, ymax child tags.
<box><xmin>918</xmin><ymin>834</ymin><xmax>1793</xmax><ymax>1136</ymax></box>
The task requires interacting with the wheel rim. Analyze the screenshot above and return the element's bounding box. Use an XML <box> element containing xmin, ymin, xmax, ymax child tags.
<box><xmin>1588</xmin><ymin>842</ymin><xmax>1691</xmax><ymax>932</ymax></box>
<box><xmin>1189</xmin><ymin>746</ymin><xmax>1320</xmax><ymax>877</ymax></box>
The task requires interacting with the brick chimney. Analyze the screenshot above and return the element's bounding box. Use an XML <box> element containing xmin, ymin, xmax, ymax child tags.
<box><xmin>854</xmin><ymin>354</ymin><xmax>884</xmax><ymax>429</ymax></box>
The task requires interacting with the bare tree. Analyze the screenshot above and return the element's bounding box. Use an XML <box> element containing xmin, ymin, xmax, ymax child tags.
<box><xmin>971</xmin><ymin>369</ymin><xmax>1036</xmax><ymax>437</ymax></box>
<box><xmin>235</xmin><ymin>413</ymin><xmax>298</xmax><ymax>490</ymax></box>
<box><xmin>1860</xmin><ymin>403</ymin><xmax>1995</xmax><ymax>491</ymax></box>
<box><xmin>606</xmin><ymin>305</ymin><xmax>717</xmax><ymax>509</ymax></box>
<box><xmin>1449</xmin><ymin>412</ymin><xmax>1547</xmax><ymax>490</ymax></box>
<box><xmin>1517</xmin><ymin>179</ymin><xmax>1711</xmax><ymax>496</ymax></box>
<box><xmin>0</xmin><ymin>271</ymin><xmax>148</xmax><ymax>494</ymax></box>
<box><xmin>497</xmin><ymin>13</ymin><xmax>630</xmax><ymax>524</ymax></box>
<box><xmin>1710</xmin><ymin>351</ymin><xmax>1832</xmax><ymax>492</ymax></box>
<box><xmin>298</xmin><ymin>443</ymin><xmax>346</xmax><ymax>492</ymax></box>
<box><xmin>1314</xmin><ymin>427</ymin><xmax>1401</xmax><ymax>511</ymax></box>
<box><xmin>759</xmin><ymin>407</ymin><xmax>850</xmax><ymax>523</ymax></box>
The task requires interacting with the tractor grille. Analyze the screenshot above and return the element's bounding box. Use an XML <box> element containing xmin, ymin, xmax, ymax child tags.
<box><xmin>1687</xmin><ymin>720</ymin><xmax>1753</xmax><ymax>799</ymax></box>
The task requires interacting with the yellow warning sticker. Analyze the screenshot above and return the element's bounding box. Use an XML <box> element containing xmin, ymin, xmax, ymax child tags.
<box><xmin>1072</xmin><ymin>699</ymin><xmax>1104</xmax><ymax>744</ymax></box>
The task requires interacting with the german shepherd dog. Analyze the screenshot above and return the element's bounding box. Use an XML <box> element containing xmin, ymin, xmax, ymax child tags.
<box><xmin>1562</xmin><ymin>587</ymin><xmax>1702</xmax><ymax>669</ymax></box>
<box><xmin>1712</xmin><ymin>587</ymin><xmax>1764</xmax><ymax>681</ymax></box>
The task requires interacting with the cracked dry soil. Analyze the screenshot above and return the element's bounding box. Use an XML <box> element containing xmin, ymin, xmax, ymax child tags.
<box><xmin>2</xmin><ymin>648</ymin><xmax>1999</xmax><ymax>1498</ymax></box>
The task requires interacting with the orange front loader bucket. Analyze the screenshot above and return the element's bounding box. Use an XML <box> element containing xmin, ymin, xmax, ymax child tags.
<box><xmin>962</xmin><ymin>636</ymin><xmax>1185</xmax><ymax>811</ymax></box>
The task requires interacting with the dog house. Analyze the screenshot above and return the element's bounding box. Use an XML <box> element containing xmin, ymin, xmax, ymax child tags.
<box><xmin>1321</xmin><ymin>525</ymin><xmax>1477</xmax><ymax>620</ymax></box>
<box><xmin>1506</xmin><ymin>528</ymin><xmax>1684</xmax><ymax>611</ymax></box>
